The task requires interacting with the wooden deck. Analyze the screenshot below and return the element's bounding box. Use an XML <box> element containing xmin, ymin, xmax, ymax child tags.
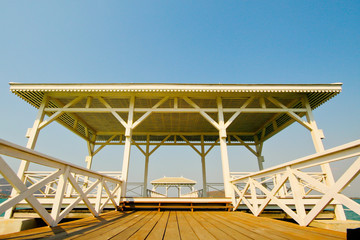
<box><xmin>0</xmin><ymin>211</ymin><xmax>346</xmax><ymax>239</ymax></box>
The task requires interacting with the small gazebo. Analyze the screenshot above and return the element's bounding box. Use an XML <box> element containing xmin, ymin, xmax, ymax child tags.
<box><xmin>151</xmin><ymin>177</ymin><xmax>196</xmax><ymax>197</ymax></box>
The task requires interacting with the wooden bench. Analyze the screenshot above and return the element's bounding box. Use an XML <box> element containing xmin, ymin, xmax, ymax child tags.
<box><xmin>120</xmin><ymin>201</ymin><xmax>234</xmax><ymax>212</ymax></box>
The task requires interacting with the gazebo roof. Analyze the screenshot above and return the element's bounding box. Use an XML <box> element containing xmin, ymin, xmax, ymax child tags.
<box><xmin>150</xmin><ymin>177</ymin><xmax>196</xmax><ymax>185</ymax></box>
<box><xmin>9</xmin><ymin>83</ymin><xmax>342</xmax><ymax>144</ymax></box>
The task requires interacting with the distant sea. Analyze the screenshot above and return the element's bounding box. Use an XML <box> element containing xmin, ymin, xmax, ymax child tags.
<box><xmin>344</xmin><ymin>199</ymin><xmax>360</xmax><ymax>221</ymax></box>
<box><xmin>1</xmin><ymin>198</ymin><xmax>360</xmax><ymax>220</ymax></box>
<box><xmin>1</xmin><ymin>198</ymin><xmax>7</xmax><ymax>217</ymax></box>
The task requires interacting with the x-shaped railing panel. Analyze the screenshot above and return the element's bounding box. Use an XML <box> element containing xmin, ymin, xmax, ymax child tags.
<box><xmin>0</xmin><ymin>139</ymin><xmax>122</xmax><ymax>227</ymax></box>
<box><xmin>231</xmin><ymin>140</ymin><xmax>360</xmax><ymax>226</ymax></box>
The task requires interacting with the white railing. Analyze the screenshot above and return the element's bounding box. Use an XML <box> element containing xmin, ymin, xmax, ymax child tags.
<box><xmin>181</xmin><ymin>189</ymin><xmax>203</xmax><ymax>198</ymax></box>
<box><xmin>231</xmin><ymin>139</ymin><xmax>360</xmax><ymax>226</ymax></box>
<box><xmin>146</xmin><ymin>189</ymin><xmax>166</xmax><ymax>197</ymax></box>
<box><xmin>206</xmin><ymin>183</ymin><xmax>225</xmax><ymax>197</ymax></box>
<box><xmin>0</xmin><ymin>139</ymin><xmax>122</xmax><ymax>227</ymax></box>
<box><xmin>125</xmin><ymin>182</ymin><xmax>144</xmax><ymax>197</ymax></box>
<box><xmin>230</xmin><ymin>172</ymin><xmax>252</xmax><ymax>180</ymax></box>
<box><xmin>23</xmin><ymin>171</ymin><xmax>122</xmax><ymax>198</ymax></box>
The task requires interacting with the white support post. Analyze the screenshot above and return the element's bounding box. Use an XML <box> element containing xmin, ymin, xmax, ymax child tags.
<box><xmin>83</xmin><ymin>139</ymin><xmax>95</xmax><ymax>190</ymax></box>
<box><xmin>217</xmin><ymin>97</ymin><xmax>234</xmax><ymax>199</ymax></box>
<box><xmin>19</xmin><ymin>97</ymin><xmax>49</xmax><ymax>177</ymax></box>
<box><xmin>143</xmin><ymin>135</ymin><xmax>150</xmax><ymax>197</ymax></box>
<box><xmin>5</xmin><ymin>96</ymin><xmax>49</xmax><ymax>219</ymax></box>
<box><xmin>201</xmin><ymin>135</ymin><xmax>207</xmax><ymax>197</ymax></box>
<box><xmin>120</xmin><ymin>96</ymin><xmax>135</xmax><ymax>197</ymax></box>
<box><xmin>304</xmin><ymin>97</ymin><xmax>346</xmax><ymax>220</ymax></box>
<box><xmin>51</xmin><ymin>166</ymin><xmax>70</xmax><ymax>226</ymax></box>
<box><xmin>255</xmin><ymin>142</ymin><xmax>264</xmax><ymax>171</ymax></box>
<box><xmin>86</xmin><ymin>141</ymin><xmax>95</xmax><ymax>169</ymax></box>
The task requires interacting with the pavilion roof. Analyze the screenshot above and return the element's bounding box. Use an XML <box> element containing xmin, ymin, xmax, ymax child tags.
<box><xmin>150</xmin><ymin>177</ymin><xmax>196</xmax><ymax>185</ymax></box>
<box><xmin>9</xmin><ymin>83</ymin><xmax>342</xmax><ymax>144</ymax></box>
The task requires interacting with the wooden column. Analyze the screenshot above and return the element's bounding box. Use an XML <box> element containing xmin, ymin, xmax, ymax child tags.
<box><xmin>255</xmin><ymin>142</ymin><xmax>264</xmax><ymax>171</ymax></box>
<box><xmin>20</xmin><ymin>96</ymin><xmax>49</xmax><ymax>177</ymax></box>
<box><xmin>201</xmin><ymin>135</ymin><xmax>208</xmax><ymax>197</ymax></box>
<box><xmin>85</xmin><ymin>141</ymin><xmax>95</xmax><ymax>169</ymax></box>
<box><xmin>143</xmin><ymin>135</ymin><xmax>150</xmax><ymax>197</ymax></box>
<box><xmin>4</xmin><ymin>96</ymin><xmax>48</xmax><ymax>219</ymax></box>
<box><xmin>121</xmin><ymin>96</ymin><xmax>135</xmax><ymax>197</ymax></box>
<box><xmin>304</xmin><ymin>97</ymin><xmax>346</xmax><ymax>220</ymax></box>
<box><xmin>217</xmin><ymin>97</ymin><xmax>234</xmax><ymax>199</ymax></box>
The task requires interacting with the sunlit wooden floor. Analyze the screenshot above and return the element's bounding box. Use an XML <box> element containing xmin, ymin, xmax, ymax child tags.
<box><xmin>0</xmin><ymin>211</ymin><xmax>346</xmax><ymax>239</ymax></box>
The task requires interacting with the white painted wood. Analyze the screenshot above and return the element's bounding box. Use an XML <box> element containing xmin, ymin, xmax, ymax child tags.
<box><xmin>93</xmin><ymin>134</ymin><xmax>117</xmax><ymax>156</ymax></box>
<box><xmin>0</xmin><ymin>156</ymin><xmax>54</xmax><ymax>225</ymax></box>
<box><xmin>288</xmin><ymin>167</ymin><xmax>306</xmax><ymax>223</ymax></box>
<box><xmin>183</xmin><ymin>96</ymin><xmax>220</xmax><ymax>130</ymax></box>
<box><xmin>120</xmin><ymin>96</ymin><xmax>135</xmax><ymax>197</ymax></box>
<box><xmin>179</xmin><ymin>135</ymin><xmax>202</xmax><ymax>156</ymax></box>
<box><xmin>143</xmin><ymin>135</ymin><xmax>150</xmax><ymax>197</ymax></box>
<box><xmin>217</xmin><ymin>97</ymin><xmax>234</xmax><ymax>199</ymax></box>
<box><xmin>5</xmin><ymin>96</ymin><xmax>49</xmax><ymax>219</ymax></box>
<box><xmin>0</xmin><ymin>139</ymin><xmax>122</xmax><ymax>226</ymax></box>
<box><xmin>39</xmin><ymin>96</ymin><xmax>84</xmax><ymax>130</ymax></box>
<box><xmin>201</xmin><ymin>135</ymin><xmax>207</xmax><ymax>197</ymax></box>
<box><xmin>95</xmin><ymin>178</ymin><xmax>104</xmax><ymax>213</ymax></box>
<box><xmin>304</xmin><ymin>96</ymin><xmax>346</xmax><ymax>220</ymax></box>
<box><xmin>132</xmin><ymin>96</ymin><xmax>169</xmax><ymax>129</ymax></box>
<box><xmin>51</xmin><ymin>166</ymin><xmax>70</xmax><ymax>225</ymax></box>
<box><xmin>97</xmin><ymin>96</ymin><xmax>128</xmax><ymax>129</ymax></box>
<box><xmin>267</xmin><ymin>96</ymin><xmax>312</xmax><ymax>131</ymax></box>
<box><xmin>231</xmin><ymin>140</ymin><xmax>360</xmax><ymax>226</ymax></box>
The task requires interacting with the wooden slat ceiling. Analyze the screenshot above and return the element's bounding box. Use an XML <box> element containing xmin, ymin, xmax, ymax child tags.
<box><xmin>10</xmin><ymin>83</ymin><xmax>342</xmax><ymax>144</ymax></box>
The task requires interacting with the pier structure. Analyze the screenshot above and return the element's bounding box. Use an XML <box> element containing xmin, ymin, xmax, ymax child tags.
<box><xmin>0</xmin><ymin>82</ymin><xmax>359</xmax><ymax>231</ymax></box>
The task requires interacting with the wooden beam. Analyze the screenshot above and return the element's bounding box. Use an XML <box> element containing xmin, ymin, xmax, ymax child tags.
<box><xmin>132</xmin><ymin>96</ymin><xmax>169</xmax><ymax>129</ymax></box>
<box><xmin>179</xmin><ymin>135</ymin><xmax>202</xmax><ymax>156</ymax></box>
<box><xmin>97</xmin><ymin>96</ymin><xmax>128</xmax><ymax>129</ymax></box>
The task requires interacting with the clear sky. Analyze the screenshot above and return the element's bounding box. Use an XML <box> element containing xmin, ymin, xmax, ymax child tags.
<box><xmin>0</xmin><ymin>1</ymin><xmax>359</xmax><ymax>197</ymax></box>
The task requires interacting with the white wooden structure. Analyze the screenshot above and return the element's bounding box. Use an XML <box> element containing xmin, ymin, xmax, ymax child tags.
<box><xmin>0</xmin><ymin>139</ymin><xmax>122</xmax><ymax>227</ymax></box>
<box><xmin>1</xmin><ymin>82</ymin><xmax>359</xmax><ymax>226</ymax></box>
<box><xmin>150</xmin><ymin>176</ymin><xmax>196</xmax><ymax>197</ymax></box>
<box><xmin>231</xmin><ymin>139</ymin><xmax>360</xmax><ymax>226</ymax></box>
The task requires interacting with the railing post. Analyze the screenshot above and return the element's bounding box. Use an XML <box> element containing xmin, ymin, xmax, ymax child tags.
<box><xmin>304</xmin><ymin>97</ymin><xmax>346</xmax><ymax>220</ymax></box>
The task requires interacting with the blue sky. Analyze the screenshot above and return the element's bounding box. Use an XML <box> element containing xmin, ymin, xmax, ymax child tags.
<box><xmin>0</xmin><ymin>1</ymin><xmax>359</xmax><ymax>196</ymax></box>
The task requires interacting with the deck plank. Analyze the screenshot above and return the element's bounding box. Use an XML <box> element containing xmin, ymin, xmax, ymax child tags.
<box><xmin>110</xmin><ymin>211</ymin><xmax>157</xmax><ymax>240</ymax></box>
<box><xmin>198</xmin><ymin>212</ymin><xmax>252</xmax><ymax>240</ymax></box>
<box><xmin>0</xmin><ymin>211</ymin><xmax>127</xmax><ymax>240</ymax></box>
<box><xmin>163</xmin><ymin>211</ymin><xmax>181</xmax><ymax>240</ymax></box>
<box><xmin>243</xmin><ymin>213</ymin><xmax>346</xmax><ymax>239</ymax></box>
<box><xmin>214</xmin><ymin>212</ymin><xmax>290</xmax><ymax>240</ymax></box>
<box><xmin>182</xmin><ymin>212</ymin><xmax>217</xmax><ymax>240</ymax></box>
<box><xmin>221</xmin><ymin>212</ymin><xmax>345</xmax><ymax>240</ymax></box>
<box><xmin>191</xmin><ymin>212</ymin><xmax>237</xmax><ymax>239</ymax></box>
<box><xmin>146</xmin><ymin>211</ymin><xmax>170</xmax><ymax>240</ymax></box>
<box><xmin>71</xmin><ymin>211</ymin><xmax>150</xmax><ymax>240</ymax></box>
<box><xmin>0</xmin><ymin>210</ymin><xmax>346</xmax><ymax>240</ymax></box>
<box><xmin>128</xmin><ymin>212</ymin><xmax>164</xmax><ymax>240</ymax></box>
<box><xmin>176</xmin><ymin>211</ymin><xmax>198</xmax><ymax>240</ymax></box>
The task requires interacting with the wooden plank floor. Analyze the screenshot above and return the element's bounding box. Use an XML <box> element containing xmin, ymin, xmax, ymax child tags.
<box><xmin>0</xmin><ymin>211</ymin><xmax>346</xmax><ymax>239</ymax></box>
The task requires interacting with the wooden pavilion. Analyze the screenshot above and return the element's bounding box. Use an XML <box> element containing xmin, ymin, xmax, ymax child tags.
<box><xmin>150</xmin><ymin>177</ymin><xmax>196</xmax><ymax>197</ymax></box>
<box><xmin>9</xmin><ymin>82</ymin><xmax>341</xmax><ymax>198</ymax></box>
<box><xmin>2</xmin><ymin>82</ymin><xmax>359</xmax><ymax>229</ymax></box>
